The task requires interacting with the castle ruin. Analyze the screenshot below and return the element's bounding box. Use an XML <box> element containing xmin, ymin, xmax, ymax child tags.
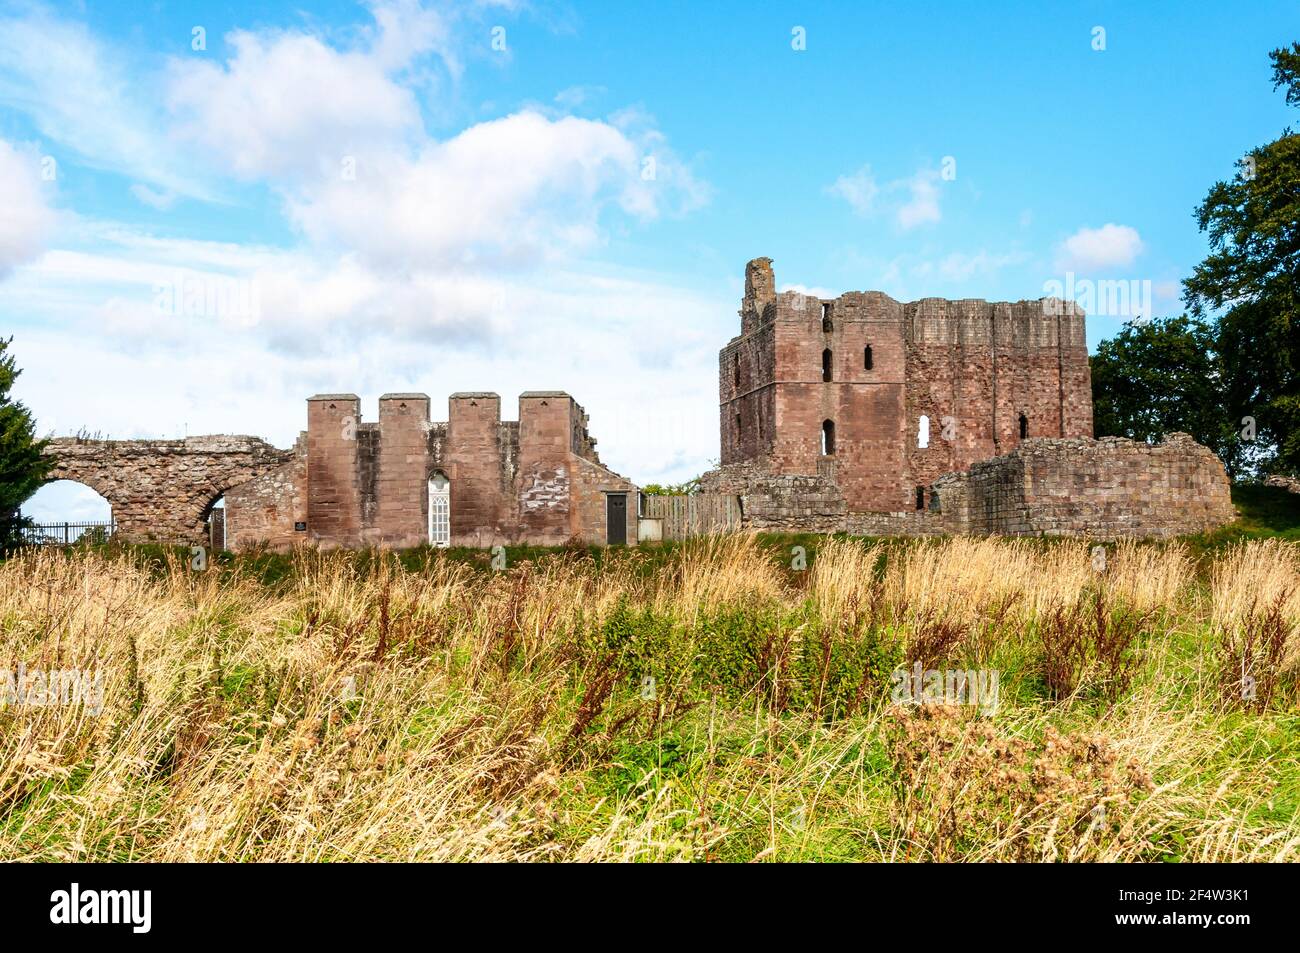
<box><xmin>42</xmin><ymin>257</ymin><xmax>1236</xmax><ymax>547</ymax></box>
<box><xmin>699</xmin><ymin>258</ymin><xmax>1234</xmax><ymax>537</ymax></box>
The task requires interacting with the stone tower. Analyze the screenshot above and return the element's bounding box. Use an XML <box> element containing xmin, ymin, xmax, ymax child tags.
<box><xmin>718</xmin><ymin>257</ymin><xmax>1092</xmax><ymax>513</ymax></box>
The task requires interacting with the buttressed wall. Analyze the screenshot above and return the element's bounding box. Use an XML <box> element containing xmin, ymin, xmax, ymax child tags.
<box><xmin>45</xmin><ymin>392</ymin><xmax>637</xmax><ymax>551</ymax></box>
<box><xmin>718</xmin><ymin>257</ymin><xmax>1092</xmax><ymax>513</ymax></box>
<box><xmin>225</xmin><ymin>391</ymin><xmax>638</xmax><ymax>550</ymax></box>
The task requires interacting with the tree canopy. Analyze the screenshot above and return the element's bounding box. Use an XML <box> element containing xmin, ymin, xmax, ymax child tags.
<box><xmin>1179</xmin><ymin>43</ymin><xmax>1300</xmax><ymax>473</ymax></box>
<box><xmin>1094</xmin><ymin>43</ymin><xmax>1300</xmax><ymax>478</ymax></box>
<box><xmin>1090</xmin><ymin>315</ymin><xmax>1249</xmax><ymax>476</ymax></box>
<box><xmin>0</xmin><ymin>337</ymin><xmax>53</xmax><ymax>548</ymax></box>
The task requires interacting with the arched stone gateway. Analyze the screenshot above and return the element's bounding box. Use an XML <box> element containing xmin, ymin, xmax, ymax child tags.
<box><xmin>43</xmin><ymin>436</ymin><xmax>293</xmax><ymax>545</ymax></box>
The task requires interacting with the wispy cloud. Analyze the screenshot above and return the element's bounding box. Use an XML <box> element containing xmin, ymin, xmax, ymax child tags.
<box><xmin>0</xmin><ymin>6</ymin><xmax>222</xmax><ymax>201</ymax></box>
<box><xmin>828</xmin><ymin>162</ymin><xmax>944</xmax><ymax>229</ymax></box>
<box><xmin>827</xmin><ymin>165</ymin><xmax>879</xmax><ymax>217</ymax></box>
<box><xmin>894</xmin><ymin>168</ymin><xmax>941</xmax><ymax>229</ymax></box>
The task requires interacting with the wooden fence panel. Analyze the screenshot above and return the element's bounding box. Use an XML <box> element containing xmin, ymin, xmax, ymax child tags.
<box><xmin>642</xmin><ymin>494</ymin><xmax>742</xmax><ymax>540</ymax></box>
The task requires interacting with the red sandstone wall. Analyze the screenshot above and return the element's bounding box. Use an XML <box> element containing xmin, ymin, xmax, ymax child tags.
<box><xmin>570</xmin><ymin>454</ymin><xmax>638</xmax><ymax>544</ymax></box>
<box><xmin>717</xmin><ymin>258</ymin><xmax>1094</xmax><ymax>515</ymax></box>
<box><xmin>307</xmin><ymin>395</ymin><xmax>362</xmax><ymax>547</ymax></box>
<box><xmin>517</xmin><ymin>393</ymin><xmax>574</xmax><ymax>545</ymax></box>
<box><xmin>225</xmin><ymin>434</ymin><xmax>306</xmax><ymax>549</ymax></box>
<box><xmin>446</xmin><ymin>393</ymin><xmax>509</xmax><ymax>547</ymax></box>
<box><xmin>941</xmin><ymin>434</ymin><xmax>1235</xmax><ymax>538</ymax></box>
<box><xmin>372</xmin><ymin>394</ymin><xmax>430</xmax><ymax>548</ymax></box>
<box><xmin>225</xmin><ymin>390</ymin><xmax>634</xmax><ymax>551</ymax></box>
<box><xmin>719</xmin><ymin>321</ymin><xmax>777</xmax><ymax>464</ymax></box>
<box><xmin>773</xmin><ymin>290</ymin><xmax>910</xmax><ymax>511</ymax></box>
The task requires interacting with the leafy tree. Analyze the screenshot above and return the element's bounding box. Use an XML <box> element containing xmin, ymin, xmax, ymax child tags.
<box><xmin>1183</xmin><ymin>43</ymin><xmax>1300</xmax><ymax>473</ymax></box>
<box><xmin>1090</xmin><ymin>316</ymin><xmax>1248</xmax><ymax>476</ymax></box>
<box><xmin>641</xmin><ymin>478</ymin><xmax>701</xmax><ymax>496</ymax></box>
<box><xmin>0</xmin><ymin>337</ymin><xmax>53</xmax><ymax>551</ymax></box>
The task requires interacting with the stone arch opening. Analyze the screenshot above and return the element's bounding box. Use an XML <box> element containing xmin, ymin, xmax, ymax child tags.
<box><xmin>44</xmin><ymin>436</ymin><xmax>294</xmax><ymax>545</ymax></box>
<box><xmin>864</xmin><ymin>344</ymin><xmax>873</xmax><ymax>370</ymax></box>
<box><xmin>822</xmin><ymin>348</ymin><xmax>833</xmax><ymax>382</ymax></box>
<box><xmin>200</xmin><ymin>493</ymin><xmax>227</xmax><ymax>551</ymax></box>
<box><xmin>22</xmin><ymin>479</ymin><xmax>114</xmax><ymax>542</ymax></box>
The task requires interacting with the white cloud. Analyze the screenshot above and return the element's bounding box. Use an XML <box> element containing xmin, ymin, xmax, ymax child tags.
<box><xmin>0</xmin><ymin>140</ymin><xmax>56</xmax><ymax>278</ymax></box>
<box><xmin>167</xmin><ymin>30</ymin><xmax>426</xmax><ymax>180</ymax></box>
<box><xmin>895</xmin><ymin>169</ymin><xmax>941</xmax><ymax>230</ymax></box>
<box><xmin>165</xmin><ymin>12</ymin><xmax>707</xmax><ymax>271</ymax></box>
<box><xmin>0</xmin><ymin>225</ymin><xmax>727</xmax><ymax>486</ymax></box>
<box><xmin>1055</xmin><ymin>223</ymin><xmax>1144</xmax><ymax>271</ymax></box>
<box><xmin>287</xmin><ymin>111</ymin><xmax>663</xmax><ymax>269</ymax></box>
<box><xmin>827</xmin><ymin>165</ymin><xmax>879</xmax><ymax>217</ymax></box>
<box><xmin>554</xmin><ymin>85</ymin><xmax>606</xmax><ymax>109</ymax></box>
<box><xmin>23</xmin><ymin>480</ymin><xmax>111</xmax><ymax>523</ymax></box>
<box><xmin>828</xmin><ymin>163</ymin><xmax>942</xmax><ymax>229</ymax></box>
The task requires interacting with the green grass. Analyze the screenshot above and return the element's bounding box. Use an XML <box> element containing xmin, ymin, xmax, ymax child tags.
<box><xmin>2</xmin><ymin>524</ymin><xmax>1298</xmax><ymax>861</ymax></box>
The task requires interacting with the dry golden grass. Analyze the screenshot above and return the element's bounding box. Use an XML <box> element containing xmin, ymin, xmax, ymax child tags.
<box><xmin>0</xmin><ymin>535</ymin><xmax>1295</xmax><ymax>862</ymax></box>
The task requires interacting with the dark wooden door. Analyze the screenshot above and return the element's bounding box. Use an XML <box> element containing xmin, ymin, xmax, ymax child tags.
<box><xmin>606</xmin><ymin>494</ymin><xmax>627</xmax><ymax>545</ymax></box>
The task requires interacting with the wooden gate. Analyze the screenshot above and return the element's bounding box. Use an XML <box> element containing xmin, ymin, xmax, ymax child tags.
<box><xmin>641</xmin><ymin>494</ymin><xmax>742</xmax><ymax>540</ymax></box>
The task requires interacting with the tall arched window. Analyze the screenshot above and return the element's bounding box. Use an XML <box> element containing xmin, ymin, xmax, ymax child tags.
<box><xmin>822</xmin><ymin>348</ymin><xmax>833</xmax><ymax>382</ymax></box>
<box><xmin>918</xmin><ymin>415</ymin><xmax>930</xmax><ymax>449</ymax></box>
<box><xmin>428</xmin><ymin>471</ymin><xmax>450</xmax><ymax>547</ymax></box>
<box><xmin>821</xmin><ymin>419</ymin><xmax>835</xmax><ymax>456</ymax></box>
<box><xmin>864</xmin><ymin>344</ymin><xmax>873</xmax><ymax>370</ymax></box>
<box><xmin>1018</xmin><ymin>413</ymin><xmax>1028</xmax><ymax>439</ymax></box>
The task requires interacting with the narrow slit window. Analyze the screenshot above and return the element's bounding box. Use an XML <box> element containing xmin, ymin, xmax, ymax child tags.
<box><xmin>918</xmin><ymin>414</ymin><xmax>930</xmax><ymax>449</ymax></box>
<box><xmin>736</xmin><ymin>412</ymin><xmax>742</xmax><ymax>440</ymax></box>
<box><xmin>822</xmin><ymin>348</ymin><xmax>833</xmax><ymax>382</ymax></box>
<box><xmin>822</xmin><ymin>302</ymin><xmax>833</xmax><ymax>333</ymax></box>
<box><xmin>916</xmin><ymin>486</ymin><xmax>925</xmax><ymax>511</ymax></box>
<box><xmin>1019</xmin><ymin>413</ymin><xmax>1028</xmax><ymax>439</ymax></box>
<box><xmin>864</xmin><ymin>344</ymin><xmax>873</xmax><ymax>370</ymax></box>
<box><xmin>733</xmin><ymin>353</ymin><xmax>740</xmax><ymax>389</ymax></box>
<box><xmin>821</xmin><ymin>419</ymin><xmax>835</xmax><ymax>456</ymax></box>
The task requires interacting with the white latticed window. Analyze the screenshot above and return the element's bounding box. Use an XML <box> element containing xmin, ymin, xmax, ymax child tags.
<box><xmin>428</xmin><ymin>473</ymin><xmax>450</xmax><ymax>547</ymax></box>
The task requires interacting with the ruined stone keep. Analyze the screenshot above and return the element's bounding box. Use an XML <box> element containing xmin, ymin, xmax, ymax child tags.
<box><xmin>701</xmin><ymin>257</ymin><xmax>1235</xmax><ymax>538</ymax></box>
<box><xmin>715</xmin><ymin>257</ymin><xmax>1093</xmax><ymax>512</ymax></box>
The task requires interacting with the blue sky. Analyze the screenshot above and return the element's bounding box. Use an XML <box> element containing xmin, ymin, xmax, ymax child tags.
<box><xmin>3</xmin><ymin>0</ymin><xmax>1297</xmax><ymax>520</ymax></box>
